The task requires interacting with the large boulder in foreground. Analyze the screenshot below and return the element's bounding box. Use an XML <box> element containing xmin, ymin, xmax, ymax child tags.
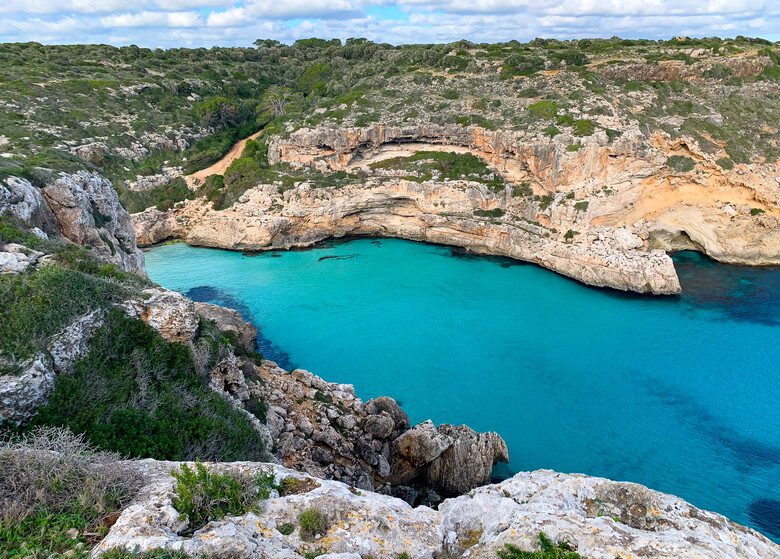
<box><xmin>94</xmin><ymin>461</ymin><xmax>780</xmax><ymax>559</ymax></box>
<box><xmin>425</xmin><ymin>424</ymin><xmax>509</xmax><ymax>494</ymax></box>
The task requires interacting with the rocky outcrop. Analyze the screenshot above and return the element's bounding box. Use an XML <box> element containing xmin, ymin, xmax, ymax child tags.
<box><xmin>94</xmin><ymin>460</ymin><xmax>780</xmax><ymax>559</ymax></box>
<box><xmin>136</xmin><ymin>124</ymin><xmax>780</xmax><ymax>295</ymax></box>
<box><xmin>0</xmin><ymin>310</ymin><xmax>105</xmax><ymax>426</ymax></box>
<box><xmin>0</xmin><ymin>243</ymin><xmax>47</xmax><ymax>274</ymax></box>
<box><xmin>120</xmin><ymin>288</ymin><xmax>200</xmax><ymax>344</ymax></box>
<box><xmin>1</xmin><ymin>172</ymin><xmax>145</xmax><ymax>274</ymax></box>
<box><xmin>194</xmin><ymin>302</ymin><xmax>258</xmax><ymax>349</ymax></box>
<box><xmin>40</xmin><ymin>171</ymin><xmax>145</xmax><ymax>273</ymax></box>
<box><xmin>248</xmin><ymin>359</ymin><xmax>508</xmax><ymax>499</ymax></box>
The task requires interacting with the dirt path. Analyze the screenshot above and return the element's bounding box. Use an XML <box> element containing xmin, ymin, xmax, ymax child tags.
<box><xmin>184</xmin><ymin>130</ymin><xmax>263</xmax><ymax>189</ymax></box>
<box><xmin>346</xmin><ymin>142</ymin><xmax>475</xmax><ymax>169</ymax></box>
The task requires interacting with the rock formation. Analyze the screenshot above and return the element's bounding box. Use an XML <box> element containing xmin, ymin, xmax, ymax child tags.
<box><xmin>134</xmin><ymin>123</ymin><xmax>780</xmax><ymax>295</ymax></box>
<box><xmin>2</xmin><ymin>172</ymin><xmax>144</xmax><ymax>274</ymax></box>
<box><xmin>94</xmin><ymin>460</ymin><xmax>780</xmax><ymax>559</ymax></box>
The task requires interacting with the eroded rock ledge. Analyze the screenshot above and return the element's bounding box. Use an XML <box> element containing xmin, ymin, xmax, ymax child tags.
<box><xmin>95</xmin><ymin>460</ymin><xmax>780</xmax><ymax>559</ymax></box>
<box><xmin>134</xmin><ymin>123</ymin><xmax>780</xmax><ymax>295</ymax></box>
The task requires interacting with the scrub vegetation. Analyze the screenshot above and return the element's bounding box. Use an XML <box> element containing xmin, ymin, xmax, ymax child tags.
<box><xmin>1</xmin><ymin>36</ymin><xmax>778</xmax><ymax>216</ymax></box>
<box><xmin>0</xmin><ymin>427</ymin><xmax>142</xmax><ymax>559</ymax></box>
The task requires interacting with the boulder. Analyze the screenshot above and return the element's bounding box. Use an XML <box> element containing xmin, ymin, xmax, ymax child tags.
<box><xmin>363</xmin><ymin>414</ymin><xmax>395</xmax><ymax>439</ymax></box>
<box><xmin>425</xmin><ymin>424</ymin><xmax>509</xmax><ymax>494</ymax></box>
<box><xmin>194</xmin><ymin>302</ymin><xmax>257</xmax><ymax>350</ymax></box>
<box><xmin>121</xmin><ymin>288</ymin><xmax>199</xmax><ymax>344</ymax></box>
<box><xmin>364</xmin><ymin>396</ymin><xmax>410</xmax><ymax>431</ymax></box>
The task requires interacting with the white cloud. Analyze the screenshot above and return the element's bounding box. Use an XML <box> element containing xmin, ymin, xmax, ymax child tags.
<box><xmin>101</xmin><ymin>10</ymin><xmax>202</xmax><ymax>27</ymax></box>
<box><xmin>0</xmin><ymin>0</ymin><xmax>777</xmax><ymax>48</ymax></box>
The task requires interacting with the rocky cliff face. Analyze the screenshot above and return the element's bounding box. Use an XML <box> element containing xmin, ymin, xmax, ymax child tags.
<box><xmin>95</xmin><ymin>460</ymin><xmax>780</xmax><ymax>559</ymax></box>
<box><xmin>1</xmin><ymin>171</ymin><xmax>145</xmax><ymax>274</ymax></box>
<box><xmin>135</xmin><ymin>123</ymin><xmax>780</xmax><ymax>295</ymax></box>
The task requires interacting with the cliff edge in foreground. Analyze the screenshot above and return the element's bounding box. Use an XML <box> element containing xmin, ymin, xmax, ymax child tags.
<box><xmin>96</xmin><ymin>460</ymin><xmax>779</xmax><ymax>559</ymax></box>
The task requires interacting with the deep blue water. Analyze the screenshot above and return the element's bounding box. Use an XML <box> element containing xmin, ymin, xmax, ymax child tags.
<box><xmin>145</xmin><ymin>239</ymin><xmax>780</xmax><ymax>540</ymax></box>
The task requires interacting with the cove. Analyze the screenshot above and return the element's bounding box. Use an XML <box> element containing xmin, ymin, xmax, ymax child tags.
<box><xmin>144</xmin><ymin>238</ymin><xmax>780</xmax><ymax>541</ymax></box>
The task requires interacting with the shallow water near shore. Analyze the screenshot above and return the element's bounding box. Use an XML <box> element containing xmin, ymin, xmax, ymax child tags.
<box><xmin>145</xmin><ymin>238</ymin><xmax>780</xmax><ymax>541</ymax></box>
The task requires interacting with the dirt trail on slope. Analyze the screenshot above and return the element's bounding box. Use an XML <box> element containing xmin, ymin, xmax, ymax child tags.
<box><xmin>346</xmin><ymin>142</ymin><xmax>475</xmax><ymax>168</ymax></box>
<box><xmin>184</xmin><ymin>130</ymin><xmax>263</xmax><ymax>189</ymax></box>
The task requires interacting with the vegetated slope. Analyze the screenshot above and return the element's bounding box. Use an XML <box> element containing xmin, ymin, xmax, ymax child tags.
<box><xmin>5</xmin><ymin>36</ymin><xmax>780</xmax><ymax>292</ymax></box>
<box><xmin>2</xmin><ymin>36</ymin><xmax>779</xmax><ymax>214</ymax></box>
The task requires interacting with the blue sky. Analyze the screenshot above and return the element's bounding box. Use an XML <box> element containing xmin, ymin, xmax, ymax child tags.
<box><xmin>0</xmin><ymin>0</ymin><xmax>778</xmax><ymax>48</ymax></box>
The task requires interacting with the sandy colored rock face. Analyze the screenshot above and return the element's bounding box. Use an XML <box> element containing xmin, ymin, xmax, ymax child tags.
<box><xmin>94</xmin><ymin>461</ymin><xmax>780</xmax><ymax>559</ymax></box>
<box><xmin>135</xmin><ymin>123</ymin><xmax>780</xmax><ymax>295</ymax></box>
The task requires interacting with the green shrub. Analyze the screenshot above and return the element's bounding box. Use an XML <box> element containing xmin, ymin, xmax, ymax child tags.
<box><xmin>573</xmin><ymin>201</ymin><xmax>589</xmax><ymax>211</ymax></box>
<box><xmin>528</xmin><ymin>100</ymin><xmax>558</xmax><ymax>119</ymax></box>
<box><xmin>371</xmin><ymin>151</ymin><xmax>504</xmax><ymax>190</ymax></box>
<box><xmin>543</xmin><ymin>125</ymin><xmax>560</xmax><ymax>138</ymax></box>
<box><xmin>666</xmin><ymin>155</ymin><xmax>696</xmax><ymax>173</ymax></box>
<box><xmin>277</xmin><ymin>522</ymin><xmax>295</xmax><ymax>535</ymax></box>
<box><xmin>716</xmin><ymin>157</ymin><xmax>734</xmax><ymax>170</ymax></box>
<box><xmin>0</xmin><ymin>259</ymin><xmax>137</xmax><ymax>365</ymax></box>
<box><xmin>474</xmin><ymin>208</ymin><xmax>506</xmax><ymax>218</ymax></box>
<box><xmin>564</xmin><ymin>229</ymin><xmax>578</xmax><ymax>241</ymax></box>
<box><xmin>750</xmin><ymin>208</ymin><xmax>765</xmax><ymax>216</ymax></box>
<box><xmin>497</xmin><ymin>531</ymin><xmax>584</xmax><ymax>558</ymax></box>
<box><xmin>298</xmin><ymin>507</ymin><xmax>327</xmax><ymax>539</ymax></box>
<box><xmin>122</xmin><ymin>176</ymin><xmax>194</xmax><ymax>214</ymax></box>
<box><xmin>572</xmin><ymin>119</ymin><xmax>596</xmax><ymax>136</ymax></box>
<box><xmin>99</xmin><ymin>548</ymin><xmax>191</xmax><ymax>559</ymax></box>
<box><xmin>171</xmin><ymin>462</ymin><xmax>274</xmax><ymax>534</ymax></box>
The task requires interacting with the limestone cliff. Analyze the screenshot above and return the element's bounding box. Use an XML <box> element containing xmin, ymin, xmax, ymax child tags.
<box><xmin>94</xmin><ymin>460</ymin><xmax>780</xmax><ymax>559</ymax></box>
<box><xmin>134</xmin><ymin>123</ymin><xmax>780</xmax><ymax>295</ymax></box>
<box><xmin>1</xmin><ymin>171</ymin><xmax>145</xmax><ymax>274</ymax></box>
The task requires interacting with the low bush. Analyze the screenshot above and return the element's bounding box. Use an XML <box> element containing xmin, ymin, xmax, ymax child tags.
<box><xmin>0</xmin><ymin>426</ymin><xmax>142</xmax><ymax>558</ymax></box>
<box><xmin>298</xmin><ymin>507</ymin><xmax>327</xmax><ymax>539</ymax></box>
<box><xmin>528</xmin><ymin>100</ymin><xmax>558</xmax><ymax>120</ymax></box>
<box><xmin>716</xmin><ymin>157</ymin><xmax>734</xmax><ymax>170</ymax></box>
<box><xmin>666</xmin><ymin>155</ymin><xmax>696</xmax><ymax>173</ymax></box>
<box><xmin>0</xmin><ymin>258</ymin><xmax>138</xmax><ymax>365</ymax></box>
<box><xmin>171</xmin><ymin>462</ymin><xmax>275</xmax><ymax>534</ymax></box>
<box><xmin>497</xmin><ymin>531</ymin><xmax>584</xmax><ymax>558</ymax></box>
<box><xmin>474</xmin><ymin>208</ymin><xmax>506</xmax><ymax>218</ymax></box>
<box><xmin>573</xmin><ymin>201</ymin><xmax>589</xmax><ymax>211</ymax></box>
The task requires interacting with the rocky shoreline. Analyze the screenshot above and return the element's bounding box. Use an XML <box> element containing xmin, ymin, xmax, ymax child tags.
<box><xmin>95</xmin><ymin>460</ymin><xmax>780</xmax><ymax>558</ymax></box>
<box><xmin>133</xmin><ymin>123</ymin><xmax>780</xmax><ymax>296</ymax></box>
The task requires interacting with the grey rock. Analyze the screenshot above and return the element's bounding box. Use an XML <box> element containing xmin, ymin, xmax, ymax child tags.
<box><xmin>363</xmin><ymin>414</ymin><xmax>395</xmax><ymax>439</ymax></box>
<box><xmin>364</xmin><ymin>396</ymin><xmax>410</xmax><ymax>431</ymax></box>
<box><xmin>426</xmin><ymin>424</ymin><xmax>509</xmax><ymax>494</ymax></box>
<box><xmin>194</xmin><ymin>302</ymin><xmax>257</xmax><ymax>350</ymax></box>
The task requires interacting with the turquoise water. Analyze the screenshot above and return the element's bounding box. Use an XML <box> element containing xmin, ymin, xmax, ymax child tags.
<box><xmin>145</xmin><ymin>239</ymin><xmax>780</xmax><ymax>540</ymax></box>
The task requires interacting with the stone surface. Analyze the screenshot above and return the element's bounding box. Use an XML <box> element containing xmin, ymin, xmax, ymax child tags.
<box><xmin>426</xmin><ymin>424</ymin><xmax>509</xmax><ymax>495</ymax></box>
<box><xmin>135</xmin><ymin>124</ymin><xmax>780</xmax><ymax>295</ymax></box>
<box><xmin>0</xmin><ymin>243</ymin><xmax>46</xmax><ymax>274</ymax></box>
<box><xmin>0</xmin><ymin>310</ymin><xmax>105</xmax><ymax>426</ymax></box>
<box><xmin>194</xmin><ymin>302</ymin><xmax>257</xmax><ymax>349</ymax></box>
<box><xmin>93</xmin><ymin>461</ymin><xmax>780</xmax><ymax>559</ymax></box>
<box><xmin>39</xmin><ymin>171</ymin><xmax>145</xmax><ymax>273</ymax></box>
<box><xmin>120</xmin><ymin>288</ymin><xmax>200</xmax><ymax>344</ymax></box>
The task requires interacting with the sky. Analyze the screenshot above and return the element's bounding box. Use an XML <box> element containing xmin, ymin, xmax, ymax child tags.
<box><xmin>0</xmin><ymin>0</ymin><xmax>778</xmax><ymax>49</ymax></box>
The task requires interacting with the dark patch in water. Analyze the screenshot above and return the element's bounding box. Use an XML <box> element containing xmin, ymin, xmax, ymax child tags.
<box><xmin>241</xmin><ymin>251</ymin><xmax>283</xmax><ymax>258</ymax></box>
<box><xmin>371</xmin><ymin>240</ymin><xmax>382</xmax><ymax>246</ymax></box>
<box><xmin>673</xmin><ymin>251</ymin><xmax>780</xmax><ymax>326</ymax></box>
<box><xmin>490</xmin><ymin>461</ymin><xmax>514</xmax><ymax>483</ymax></box>
<box><xmin>183</xmin><ymin>285</ymin><xmax>296</xmax><ymax>370</ymax></box>
<box><xmin>445</xmin><ymin>246</ymin><xmax>525</xmax><ymax>268</ymax></box>
<box><xmin>747</xmin><ymin>498</ymin><xmax>780</xmax><ymax>541</ymax></box>
<box><xmin>318</xmin><ymin>254</ymin><xmax>358</xmax><ymax>262</ymax></box>
<box><xmin>639</xmin><ymin>377</ymin><xmax>780</xmax><ymax>469</ymax></box>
